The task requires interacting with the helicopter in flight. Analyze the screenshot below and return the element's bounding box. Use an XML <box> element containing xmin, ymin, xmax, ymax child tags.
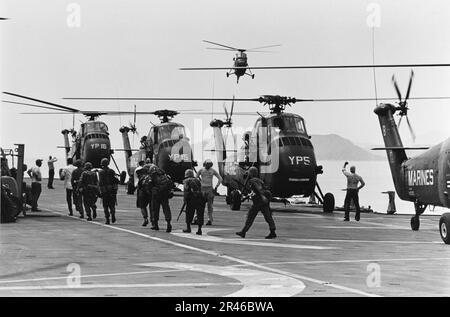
<box><xmin>119</xmin><ymin>109</ymin><xmax>199</xmax><ymax>193</ymax></box>
<box><xmin>181</xmin><ymin>41</ymin><xmax>450</xmax><ymax>83</ymax></box>
<box><xmin>180</xmin><ymin>40</ymin><xmax>282</xmax><ymax>83</ymax></box>
<box><xmin>371</xmin><ymin>71</ymin><xmax>450</xmax><ymax>243</ymax></box>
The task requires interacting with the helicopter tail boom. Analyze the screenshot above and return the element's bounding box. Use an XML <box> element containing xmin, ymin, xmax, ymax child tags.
<box><xmin>374</xmin><ymin>103</ymin><xmax>409</xmax><ymax>200</ymax></box>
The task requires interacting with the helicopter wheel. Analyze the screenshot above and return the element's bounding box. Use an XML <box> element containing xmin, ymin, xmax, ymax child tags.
<box><xmin>127</xmin><ymin>179</ymin><xmax>135</xmax><ymax>195</ymax></box>
<box><xmin>251</xmin><ymin>74</ymin><xmax>255</xmax><ymax>79</ymax></box>
<box><xmin>226</xmin><ymin>72</ymin><xmax>229</xmax><ymax>78</ymax></box>
<box><xmin>322</xmin><ymin>193</ymin><xmax>335</xmax><ymax>213</ymax></box>
<box><xmin>439</xmin><ymin>213</ymin><xmax>450</xmax><ymax>244</ymax></box>
<box><xmin>120</xmin><ymin>171</ymin><xmax>127</xmax><ymax>185</ymax></box>
<box><xmin>410</xmin><ymin>215</ymin><xmax>420</xmax><ymax>231</ymax></box>
<box><xmin>230</xmin><ymin>190</ymin><xmax>241</xmax><ymax>211</ymax></box>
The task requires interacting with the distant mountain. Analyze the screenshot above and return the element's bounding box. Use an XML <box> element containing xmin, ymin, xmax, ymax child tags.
<box><xmin>311</xmin><ymin>134</ymin><xmax>384</xmax><ymax>161</ymax></box>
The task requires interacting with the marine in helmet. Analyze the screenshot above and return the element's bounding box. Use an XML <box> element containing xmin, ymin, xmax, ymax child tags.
<box><xmin>236</xmin><ymin>167</ymin><xmax>276</xmax><ymax>239</ymax></box>
<box><xmin>78</xmin><ymin>161</ymin><xmax>98</xmax><ymax>221</ymax></box>
<box><xmin>148</xmin><ymin>165</ymin><xmax>173</xmax><ymax>232</ymax></box>
<box><xmin>71</xmin><ymin>159</ymin><xmax>85</xmax><ymax>218</ymax></box>
<box><xmin>197</xmin><ymin>159</ymin><xmax>223</xmax><ymax>225</ymax></box>
<box><xmin>98</xmin><ymin>158</ymin><xmax>119</xmax><ymax>224</ymax></box>
<box><xmin>183</xmin><ymin>169</ymin><xmax>205</xmax><ymax>235</ymax></box>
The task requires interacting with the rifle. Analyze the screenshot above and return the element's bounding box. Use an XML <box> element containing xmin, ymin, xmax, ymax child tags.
<box><xmin>176</xmin><ymin>201</ymin><xmax>187</xmax><ymax>222</ymax></box>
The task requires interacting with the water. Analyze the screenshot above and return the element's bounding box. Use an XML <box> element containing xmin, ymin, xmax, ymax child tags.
<box><xmin>24</xmin><ymin>156</ymin><xmax>446</xmax><ymax>216</ymax></box>
<box><xmin>215</xmin><ymin>160</ymin><xmax>447</xmax><ymax>215</ymax></box>
<box><xmin>314</xmin><ymin>160</ymin><xmax>446</xmax><ymax>215</ymax></box>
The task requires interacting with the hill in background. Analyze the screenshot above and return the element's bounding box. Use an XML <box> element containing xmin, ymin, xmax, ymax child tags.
<box><xmin>311</xmin><ymin>134</ymin><xmax>384</xmax><ymax>161</ymax></box>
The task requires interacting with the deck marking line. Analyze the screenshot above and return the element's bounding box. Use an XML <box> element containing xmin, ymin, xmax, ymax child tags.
<box><xmin>46</xmin><ymin>209</ymin><xmax>380</xmax><ymax>297</ymax></box>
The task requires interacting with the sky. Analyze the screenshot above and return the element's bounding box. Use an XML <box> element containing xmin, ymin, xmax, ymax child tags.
<box><xmin>1</xmin><ymin>0</ymin><xmax>450</xmax><ymax>173</ymax></box>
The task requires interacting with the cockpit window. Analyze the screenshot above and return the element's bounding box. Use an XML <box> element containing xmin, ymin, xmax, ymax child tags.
<box><xmin>158</xmin><ymin>125</ymin><xmax>186</xmax><ymax>141</ymax></box>
<box><xmin>84</xmin><ymin>121</ymin><xmax>109</xmax><ymax>133</ymax></box>
<box><xmin>269</xmin><ymin>116</ymin><xmax>305</xmax><ymax>133</ymax></box>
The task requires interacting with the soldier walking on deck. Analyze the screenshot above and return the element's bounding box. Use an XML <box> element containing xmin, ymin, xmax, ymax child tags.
<box><xmin>197</xmin><ymin>159</ymin><xmax>222</xmax><ymax>226</ymax></box>
<box><xmin>236</xmin><ymin>167</ymin><xmax>276</xmax><ymax>239</ymax></box>
<box><xmin>183</xmin><ymin>169</ymin><xmax>206</xmax><ymax>235</ymax></box>
<box><xmin>78</xmin><ymin>162</ymin><xmax>98</xmax><ymax>221</ymax></box>
<box><xmin>149</xmin><ymin>165</ymin><xmax>173</xmax><ymax>232</ymax></box>
<box><xmin>71</xmin><ymin>159</ymin><xmax>85</xmax><ymax>218</ymax></box>
<box><xmin>342</xmin><ymin>162</ymin><xmax>365</xmax><ymax>221</ymax></box>
<box><xmin>61</xmin><ymin>158</ymin><xmax>76</xmax><ymax>216</ymax></box>
<box><xmin>135</xmin><ymin>160</ymin><xmax>150</xmax><ymax>226</ymax></box>
<box><xmin>98</xmin><ymin>158</ymin><xmax>119</xmax><ymax>225</ymax></box>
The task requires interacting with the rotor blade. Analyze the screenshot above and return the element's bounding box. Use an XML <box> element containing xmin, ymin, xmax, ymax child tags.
<box><xmin>202</xmin><ymin>40</ymin><xmax>239</xmax><ymax>51</ymax></box>
<box><xmin>405</xmin><ymin>70</ymin><xmax>414</xmax><ymax>101</ymax></box>
<box><xmin>206</xmin><ymin>47</ymin><xmax>239</xmax><ymax>52</ymax></box>
<box><xmin>3</xmin><ymin>92</ymin><xmax>79</xmax><ymax>112</ymax></box>
<box><xmin>180</xmin><ymin>63</ymin><xmax>450</xmax><ymax>71</ymax></box>
<box><xmin>391</xmin><ymin>75</ymin><xmax>402</xmax><ymax>101</ymax></box>
<box><xmin>223</xmin><ymin>102</ymin><xmax>229</xmax><ymax>120</ymax></box>
<box><xmin>20</xmin><ymin>111</ymin><xmax>263</xmax><ymax>116</ymax></box>
<box><xmin>64</xmin><ymin>96</ymin><xmax>450</xmax><ymax>102</ymax></box>
<box><xmin>244</xmin><ymin>50</ymin><xmax>277</xmax><ymax>53</ymax></box>
<box><xmin>398</xmin><ymin>115</ymin><xmax>403</xmax><ymax>128</ymax></box>
<box><xmin>247</xmin><ymin>44</ymin><xmax>282</xmax><ymax>50</ymax></box>
<box><xmin>230</xmin><ymin>96</ymin><xmax>235</xmax><ymax>118</ymax></box>
<box><xmin>2</xmin><ymin>100</ymin><xmax>74</xmax><ymax>112</ymax></box>
<box><xmin>405</xmin><ymin>116</ymin><xmax>416</xmax><ymax>142</ymax></box>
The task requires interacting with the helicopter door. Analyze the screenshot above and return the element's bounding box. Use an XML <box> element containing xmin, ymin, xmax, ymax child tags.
<box><xmin>446</xmin><ymin>149</ymin><xmax>450</xmax><ymax>206</ymax></box>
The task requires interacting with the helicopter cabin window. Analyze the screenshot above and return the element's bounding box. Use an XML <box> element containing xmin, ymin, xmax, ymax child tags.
<box><xmin>158</xmin><ymin>125</ymin><xmax>186</xmax><ymax>141</ymax></box>
<box><xmin>270</xmin><ymin>116</ymin><xmax>305</xmax><ymax>134</ymax></box>
<box><xmin>84</xmin><ymin>122</ymin><xmax>109</xmax><ymax>134</ymax></box>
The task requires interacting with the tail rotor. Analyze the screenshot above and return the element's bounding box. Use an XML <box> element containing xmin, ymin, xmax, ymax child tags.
<box><xmin>392</xmin><ymin>70</ymin><xmax>416</xmax><ymax>142</ymax></box>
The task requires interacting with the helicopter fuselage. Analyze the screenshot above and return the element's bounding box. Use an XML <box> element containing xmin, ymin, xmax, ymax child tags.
<box><xmin>215</xmin><ymin>112</ymin><xmax>320</xmax><ymax>198</ymax></box>
<box><xmin>125</xmin><ymin>122</ymin><xmax>195</xmax><ymax>184</ymax></box>
<box><xmin>400</xmin><ymin>139</ymin><xmax>450</xmax><ymax>208</ymax></box>
<box><xmin>375</xmin><ymin>103</ymin><xmax>450</xmax><ymax>208</ymax></box>
<box><xmin>68</xmin><ymin>120</ymin><xmax>111</xmax><ymax>168</ymax></box>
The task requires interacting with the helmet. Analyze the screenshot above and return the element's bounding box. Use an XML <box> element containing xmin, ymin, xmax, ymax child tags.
<box><xmin>203</xmin><ymin>159</ymin><xmax>213</xmax><ymax>169</ymax></box>
<box><xmin>84</xmin><ymin>162</ymin><xmax>93</xmax><ymax>170</ymax></box>
<box><xmin>100</xmin><ymin>158</ymin><xmax>109</xmax><ymax>167</ymax></box>
<box><xmin>184</xmin><ymin>169</ymin><xmax>194</xmax><ymax>178</ymax></box>
<box><xmin>74</xmin><ymin>159</ymin><xmax>83</xmax><ymax>167</ymax></box>
<box><xmin>248</xmin><ymin>166</ymin><xmax>259</xmax><ymax>178</ymax></box>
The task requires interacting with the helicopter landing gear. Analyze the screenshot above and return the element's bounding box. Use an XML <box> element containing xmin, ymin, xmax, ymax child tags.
<box><xmin>120</xmin><ymin>171</ymin><xmax>127</xmax><ymax>185</ymax></box>
<box><xmin>230</xmin><ymin>189</ymin><xmax>242</xmax><ymax>211</ymax></box>
<box><xmin>323</xmin><ymin>193</ymin><xmax>335</xmax><ymax>213</ymax></box>
<box><xmin>127</xmin><ymin>176</ymin><xmax>135</xmax><ymax>195</ymax></box>
<box><xmin>314</xmin><ymin>182</ymin><xmax>335</xmax><ymax>213</ymax></box>
<box><xmin>439</xmin><ymin>213</ymin><xmax>450</xmax><ymax>244</ymax></box>
<box><xmin>411</xmin><ymin>201</ymin><xmax>427</xmax><ymax>231</ymax></box>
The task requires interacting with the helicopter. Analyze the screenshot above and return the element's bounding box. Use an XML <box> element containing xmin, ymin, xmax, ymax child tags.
<box><xmin>118</xmin><ymin>109</ymin><xmax>199</xmax><ymax>194</ymax></box>
<box><xmin>371</xmin><ymin>71</ymin><xmax>450</xmax><ymax>243</ymax></box>
<box><xmin>1</xmin><ymin>92</ymin><xmax>160</xmax><ymax>176</ymax></box>
<box><xmin>181</xmin><ymin>41</ymin><xmax>450</xmax><ymax>83</ymax></box>
<box><xmin>104</xmin><ymin>95</ymin><xmax>335</xmax><ymax>211</ymax></box>
<box><xmin>202</xmin><ymin>95</ymin><xmax>336</xmax><ymax>211</ymax></box>
<box><xmin>180</xmin><ymin>40</ymin><xmax>282</xmax><ymax>83</ymax></box>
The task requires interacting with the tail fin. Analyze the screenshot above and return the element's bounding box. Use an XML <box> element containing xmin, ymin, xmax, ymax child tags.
<box><xmin>373</xmin><ymin>103</ymin><xmax>408</xmax><ymax>199</ymax></box>
<box><xmin>210</xmin><ymin>121</ymin><xmax>226</xmax><ymax>177</ymax></box>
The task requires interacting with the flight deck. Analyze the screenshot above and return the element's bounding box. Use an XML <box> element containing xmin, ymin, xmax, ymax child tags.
<box><xmin>1</xmin><ymin>180</ymin><xmax>449</xmax><ymax>297</ymax></box>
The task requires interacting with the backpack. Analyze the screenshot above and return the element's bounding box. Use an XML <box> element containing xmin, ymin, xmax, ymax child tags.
<box><xmin>139</xmin><ymin>174</ymin><xmax>153</xmax><ymax>195</ymax></box>
<box><xmin>155</xmin><ymin>173</ymin><xmax>174</xmax><ymax>194</ymax></box>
